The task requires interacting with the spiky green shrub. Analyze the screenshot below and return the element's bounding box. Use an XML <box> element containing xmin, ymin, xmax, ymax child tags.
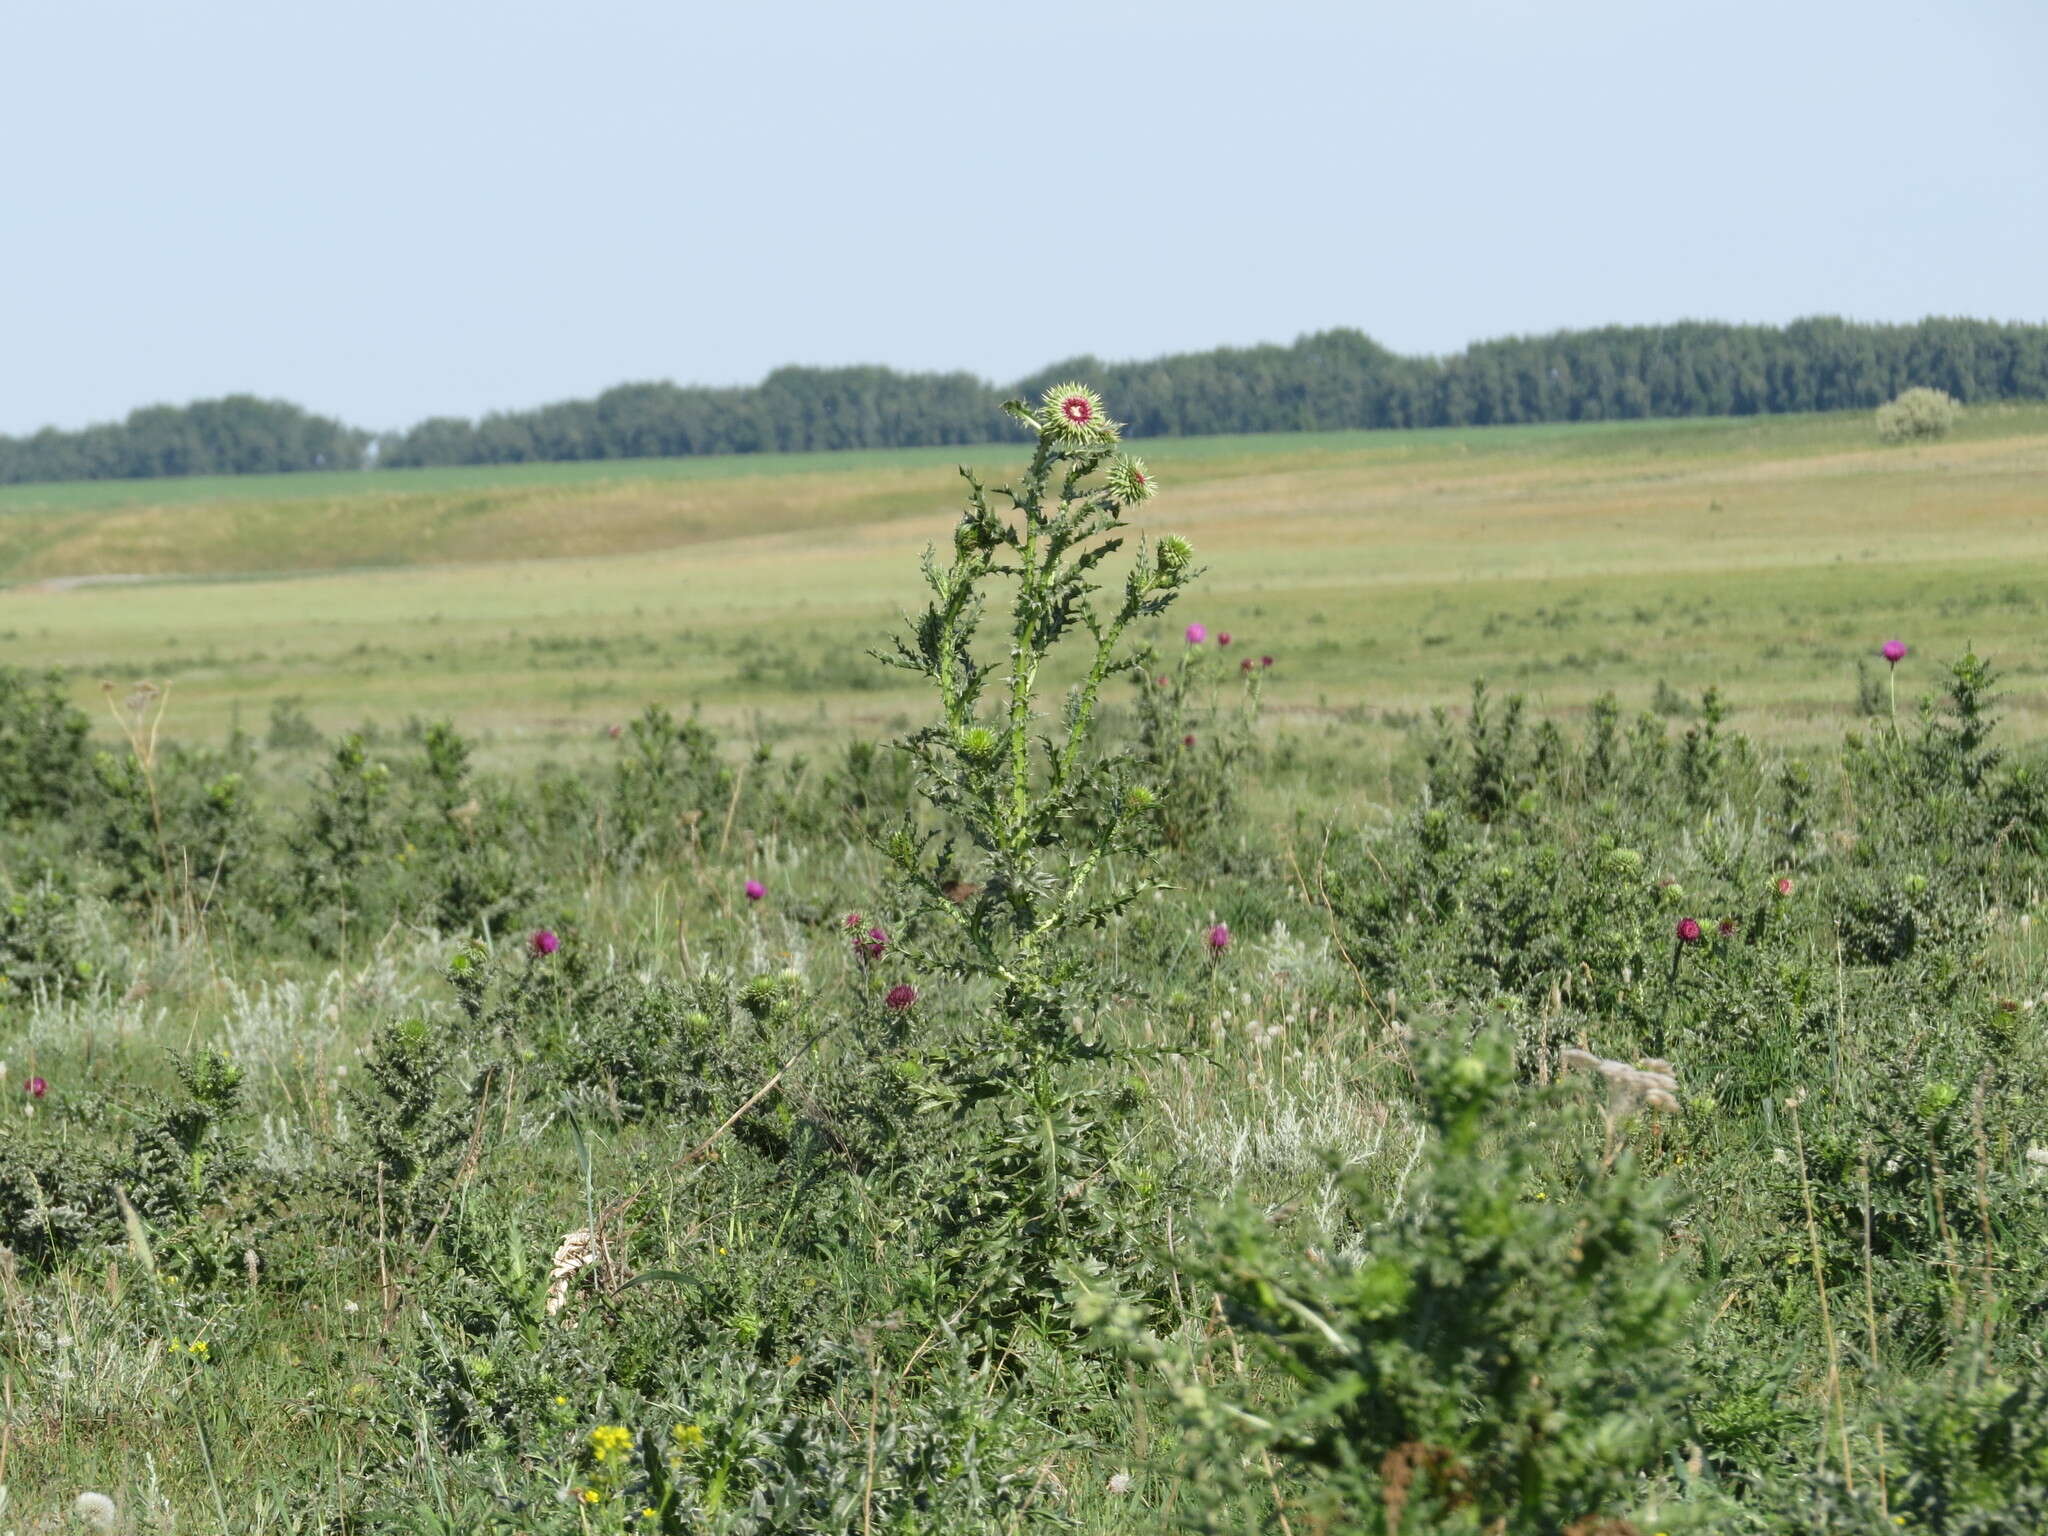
<box><xmin>0</xmin><ymin>664</ymin><xmax>90</xmax><ymax>825</ymax></box>
<box><xmin>0</xmin><ymin>869</ymin><xmax>97</xmax><ymax>1010</ymax></box>
<box><xmin>879</xmin><ymin>382</ymin><xmax>1193</xmax><ymax>1329</ymax></box>
<box><xmin>1079</xmin><ymin>1030</ymin><xmax>1693</xmax><ymax>1535</ymax></box>
<box><xmin>1122</xmin><ymin>635</ymin><xmax>1267</xmax><ymax>848</ymax></box>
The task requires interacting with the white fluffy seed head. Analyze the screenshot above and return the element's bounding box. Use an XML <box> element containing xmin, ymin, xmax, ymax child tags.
<box><xmin>75</xmin><ymin>1492</ymin><xmax>119</xmax><ymax>1533</ymax></box>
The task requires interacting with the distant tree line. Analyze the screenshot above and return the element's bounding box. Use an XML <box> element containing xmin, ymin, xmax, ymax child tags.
<box><xmin>0</xmin><ymin>396</ymin><xmax>369</xmax><ymax>485</ymax></box>
<box><xmin>7</xmin><ymin>316</ymin><xmax>2048</xmax><ymax>485</ymax></box>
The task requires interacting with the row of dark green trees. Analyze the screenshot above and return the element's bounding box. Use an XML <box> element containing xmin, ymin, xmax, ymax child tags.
<box><xmin>7</xmin><ymin>315</ymin><xmax>2048</xmax><ymax>485</ymax></box>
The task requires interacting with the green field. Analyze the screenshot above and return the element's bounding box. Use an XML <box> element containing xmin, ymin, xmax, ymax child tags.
<box><xmin>8</xmin><ymin>405</ymin><xmax>2048</xmax><ymax>758</ymax></box>
<box><xmin>8</xmin><ymin>402</ymin><xmax>2048</xmax><ymax>1531</ymax></box>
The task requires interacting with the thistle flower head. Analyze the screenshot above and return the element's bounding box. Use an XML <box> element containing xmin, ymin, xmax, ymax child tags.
<box><xmin>1184</xmin><ymin>623</ymin><xmax>1207</xmax><ymax>645</ymax></box>
<box><xmin>1154</xmin><ymin>534</ymin><xmax>1194</xmax><ymax>575</ymax></box>
<box><xmin>530</xmin><ymin>929</ymin><xmax>559</xmax><ymax>956</ymax></box>
<box><xmin>1040</xmin><ymin>382</ymin><xmax>1119</xmax><ymax>445</ymax></box>
<box><xmin>1182</xmin><ymin>733</ymin><xmax>1196</xmax><ymax>748</ymax></box>
<box><xmin>1882</xmin><ymin>639</ymin><xmax>1908</xmax><ymax>665</ymax></box>
<box><xmin>744</xmin><ymin>880</ymin><xmax>766</xmax><ymax>903</ymax></box>
<box><xmin>958</xmin><ymin>725</ymin><xmax>1000</xmax><ymax>762</ymax></box>
<box><xmin>885</xmin><ymin>983</ymin><xmax>918</xmax><ymax>1012</ymax></box>
<box><xmin>1775</xmin><ymin>876</ymin><xmax>1795</xmax><ymax>897</ymax></box>
<box><xmin>1104</xmin><ymin>455</ymin><xmax>1156</xmax><ymax>502</ymax></box>
<box><xmin>1205</xmin><ymin>922</ymin><xmax>1232</xmax><ymax>955</ymax></box>
<box><xmin>1674</xmin><ymin>917</ymin><xmax>1703</xmax><ymax>944</ymax></box>
<box><xmin>26</xmin><ymin>1075</ymin><xmax>46</xmax><ymax>1099</ymax></box>
<box><xmin>1260</xmin><ymin>655</ymin><xmax>1274</xmax><ymax>669</ymax></box>
<box><xmin>1216</xmin><ymin>631</ymin><xmax>1231</xmax><ymax>647</ymax></box>
<box><xmin>1241</xmin><ymin>658</ymin><xmax>1254</xmax><ymax>672</ymax></box>
<box><xmin>853</xmin><ymin>924</ymin><xmax>888</xmax><ymax>963</ymax></box>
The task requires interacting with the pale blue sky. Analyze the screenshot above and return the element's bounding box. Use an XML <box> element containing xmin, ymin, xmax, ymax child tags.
<box><xmin>2</xmin><ymin>0</ymin><xmax>2042</xmax><ymax>434</ymax></box>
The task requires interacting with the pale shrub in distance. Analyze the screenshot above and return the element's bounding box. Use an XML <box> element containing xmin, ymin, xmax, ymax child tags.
<box><xmin>1875</xmin><ymin>385</ymin><xmax>1960</xmax><ymax>443</ymax></box>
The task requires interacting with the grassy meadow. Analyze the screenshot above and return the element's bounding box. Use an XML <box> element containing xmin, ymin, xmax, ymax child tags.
<box><xmin>7</xmin><ymin>404</ymin><xmax>2048</xmax><ymax>760</ymax></box>
<box><xmin>3</xmin><ymin>402</ymin><xmax>2048</xmax><ymax>1532</ymax></box>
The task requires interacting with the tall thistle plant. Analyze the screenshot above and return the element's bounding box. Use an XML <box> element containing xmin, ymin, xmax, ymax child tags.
<box><xmin>881</xmin><ymin>383</ymin><xmax>1195</xmax><ymax>1325</ymax></box>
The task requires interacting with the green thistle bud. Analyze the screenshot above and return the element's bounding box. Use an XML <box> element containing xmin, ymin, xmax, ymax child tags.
<box><xmin>1357</xmin><ymin>1256</ymin><xmax>1414</xmax><ymax>1318</ymax></box>
<box><xmin>1155</xmin><ymin>535</ymin><xmax>1194</xmax><ymax>576</ymax></box>
<box><xmin>1104</xmin><ymin>455</ymin><xmax>1156</xmax><ymax>503</ymax></box>
<box><xmin>1123</xmin><ymin>784</ymin><xmax>1157</xmax><ymax>813</ymax></box>
<box><xmin>1601</xmin><ymin>848</ymin><xmax>1643</xmax><ymax>878</ymax></box>
<box><xmin>1039</xmin><ymin>382</ymin><xmax>1119</xmax><ymax>446</ymax></box>
<box><xmin>958</xmin><ymin>725</ymin><xmax>999</xmax><ymax>763</ymax></box>
<box><xmin>1448</xmin><ymin>1054</ymin><xmax>1492</xmax><ymax>1091</ymax></box>
<box><xmin>1917</xmin><ymin>1078</ymin><xmax>1959</xmax><ymax>1118</ymax></box>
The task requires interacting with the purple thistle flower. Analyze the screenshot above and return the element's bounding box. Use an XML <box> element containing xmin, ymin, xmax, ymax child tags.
<box><xmin>885</xmin><ymin>983</ymin><xmax>918</xmax><ymax>1012</ymax></box>
<box><xmin>1260</xmin><ymin>655</ymin><xmax>1274</xmax><ymax>669</ymax></box>
<box><xmin>744</xmin><ymin>880</ymin><xmax>766</xmax><ymax>903</ymax></box>
<box><xmin>1674</xmin><ymin>917</ymin><xmax>1703</xmax><ymax>945</ymax></box>
<box><xmin>1182</xmin><ymin>733</ymin><xmax>1197</xmax><ymax>748</ymax></box>
<box><xmin>854</xmin><ymin>925</ymin><xmax>888</xmax><ymax>963</ymax></box>
<box><xmin>1184</xmin><ymin>623</ymin><xmax>1207</xmax><ymax>645</ymax></box>
<box><xmin>1206</xmin><ymin>922</ymin><xmax>1232</xmax><ymax>956</ymax></box>
<box><xmin>26</xmin><ymin>1076</ymin><xmax>47</xmax><ymax>1099</ymax></box>
<box><xmin>1240</xmin><ymin>658</ymin><xmax>1254</xmax><ymax>673</ymax></box>
<box><xmin>530</xmin><ymin>929</ymin><xmax>559</xmax><ymax>957</ymax></box>
<box><xmin>1217</xmin><ymin>631</ymin><xmax>1232</xmax><ymax>647</ymax></box>
<box><xmin>1882</xmin><ymin>639</ymin><xmax>1908</xmax><ymax>665</ymax></box>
